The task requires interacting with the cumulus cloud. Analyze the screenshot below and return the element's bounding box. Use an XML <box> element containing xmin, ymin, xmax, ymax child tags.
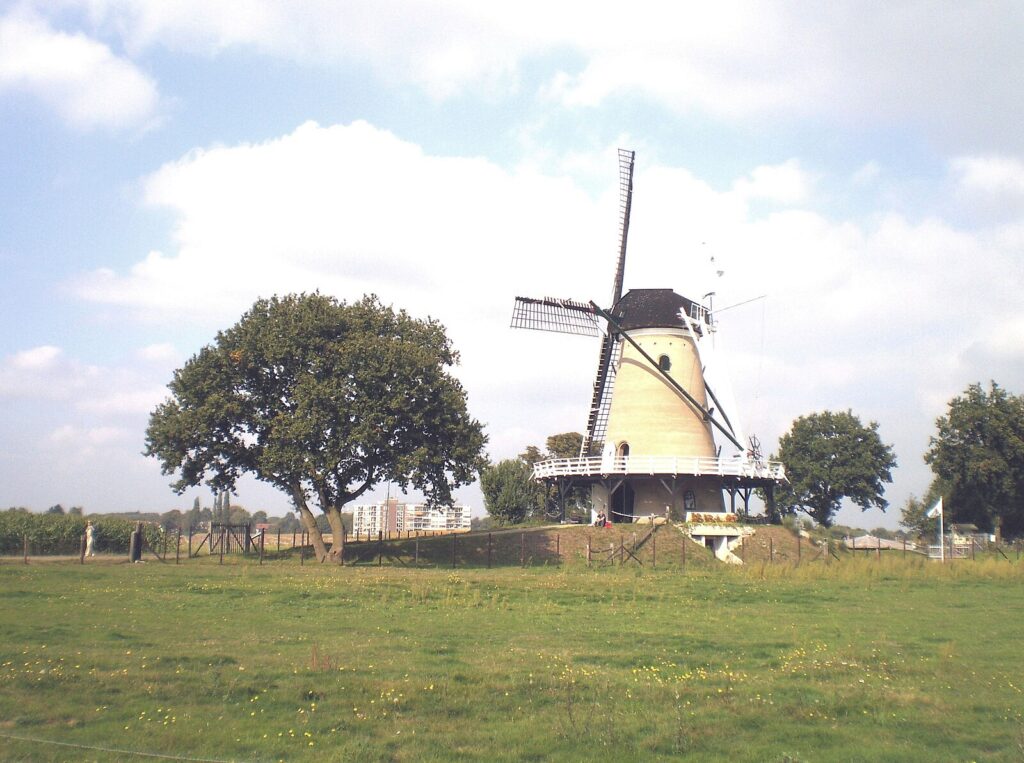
<box><xmin>0</xmin><ymin>10</ymin><xmax>159</xmax><ymax>129</ymax></box>
<box><xmin>50</xmin><ymin>423</ymin><xmax>130</xmax><ymax>446</ymax></box>
<box><xmin>27</xmin><ymin>1</ymin><xmax>1024</xmax><ymax>148</ymax></box>
<box><xmin>952</xmin><ymin>155</ymin><xmax>1024</xmax><ymax>207</ymax></box>
<box><xmin>0</xmin><ymin>344</ymin><xmax>166</xmax><ymax>415</ymax></box>
<box><xmin>10</xmin><ymin>345</ymin><xmax>62</xmax><ymax>371</ymax></box>
<box><xmin>732</xmin><ymin>160</ymin><xmax>813</xmax><ymax>205</ymax></box>
<box><xmin>136</xmin><ymin>343</ymin><xmax>179</xmax><ymax>362</ymax></box>
<box><xmin>65</xmin><ymin>122</ymin><xmax>1024</xmax><ymax>521</ymax></box>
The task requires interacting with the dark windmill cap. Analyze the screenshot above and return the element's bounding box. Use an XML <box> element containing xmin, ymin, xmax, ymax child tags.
<box><xmin>613</xmin><ymin>288</ymin><xmax>707</xmax><ymax>331</ymax></box>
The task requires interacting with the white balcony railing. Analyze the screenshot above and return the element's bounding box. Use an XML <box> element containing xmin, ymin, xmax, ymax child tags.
<box><xmin>531</xmin><ymin>455</ymin><xmax>786</xmax><ymax>481</ymax></box>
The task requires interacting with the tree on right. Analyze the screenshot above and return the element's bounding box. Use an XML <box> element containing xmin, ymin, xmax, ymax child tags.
<box><xmin>925</xmin><ymin>381</ymin><xmax>1024</xmax><ymax>536</ymax></box>
<box><xmin>774</xmin><ymin>410</ymin><xmax>897</xmax><ymax>527</ymax></box>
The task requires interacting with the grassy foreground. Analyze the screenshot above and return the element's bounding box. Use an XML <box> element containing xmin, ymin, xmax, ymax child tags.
<box><xmin>1</xmin><ymin>554</ymin><xmax>1022</xmax><ymax>761</ymax></box>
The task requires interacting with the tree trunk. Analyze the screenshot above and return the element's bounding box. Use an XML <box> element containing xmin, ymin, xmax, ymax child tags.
<box><xmin>295</xmin><ymin>503</ymin><xmax>329</xmax><ymax>562</ymax></box>
<box><xmin>325</xmin><ymin>506</ymin><xmax>346</xmax><ymax>564</ymax></box>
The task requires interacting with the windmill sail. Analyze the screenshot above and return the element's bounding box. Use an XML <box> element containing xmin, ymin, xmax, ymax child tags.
<box><xmin>581</xmin><ymin>149</ymin><xmax>636</xmax><ymax>456</ymax></box>
<box><xmin>510</xmin><ymin>296</ymin><xmax>600</xmax><ymax>336</ymax></box>
<box><xmin>580</xmin><ymin>333</ymin><xmax>621</xmax><ymax>455</ymax></box>
<box><xmin>610</xmin><ymin>148</ymin><xmax>635</xmax><ymax>307</ymax></box>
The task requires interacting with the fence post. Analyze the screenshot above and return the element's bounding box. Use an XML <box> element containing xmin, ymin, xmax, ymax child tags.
<box><xmin>487</xmin><ymin>533</ymin><xmax>492</xmax><ymax>569</ymax></box>
<box><xmin>877</xmin><ymin>535</ymin><xmax>881</xmax><ymax>560</ymax></box>
<box><xmin>556</xmin><ymin>533</ymin><xmax>560</xmax><ymax>561</ymax></box>
<box><xmin>681</xmin><ymin>534</ymin><xmax>686</xmax><ymax>569</ymax></box>
<box><xmin>340</xmin><ymin>526</ymin><xmax>345</xmax><ymax>567</ymax></box>
<box><xmin>521</xmin><ymin>532</ymin><xmax>526</xmax><ymax>567</ymax></box>
<box><xmin>300</xmin><ymin>532</ymin><xmax>305</xmax><ymax>565</ymax></box>
<box><xmin>770</xmin><ymin>536</ymin><xmax>774</xmax><ymax>563</ymax></box>
<box><xmin>652</xmin><ymin>531</ymin><xmax>656</xmax><ymax>568</ymax></box>
<box><xmin>292</xmin><ymin>530</ymin><xmax>297</xmax><ymax>550</ymax></box>
<box><xmin>451</xmin><ymin>533</ymin><xmax>457</xmax><ymax>569</ymax></box>
<box><xmin>23</xmin><ymin>533</ymin><xmax>28</xmax><ymax>564</ymax></box>
<box><xmin>259</xmin><ymin>530</ymin><xmax>264</xmax><ymax>565</ymax></box>
<box><xmin>188</xmin><ymin>526</ymin><xmax>193</xmax><ymax>559</ymax></box>
<box><xmin>219</xmin><ymin>528</ymin><xmax>225</xmax><ymax>565</ymax></box>
<box><xmin>587</xmin><ymin>536</ymin><xmax>591</xmax><ymax>567</ymax></box>
<box><xmin>378</xmin><ymin>530</ymin><xmax>383</xmax><ymax>567</ymax></box>
<box><xmin>971</xmin><ymin>538</ymin><xmax>976</xmax><ymax>561</ymax></box>
<box><xmin>797</xmin><ymin>534</ymin><xmax>801</xmax><ymax>563</ymax></box>
<box><xmin>414</xmin><ymin>538</ymin><xmax>419</xmax><ymax>567</ymax></box>
<box><xmin>176</xmin><ymin>528</ymin><xmax>182</xmax><ymax>565</ymax></box>
<box><xmin>902</xmin><ymin>537</ymin><xmax>906</xmax><ymax>557</ymax></box>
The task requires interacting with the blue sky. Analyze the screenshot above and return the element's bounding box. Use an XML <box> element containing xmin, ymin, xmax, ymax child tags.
<box><xmin>1</xmin><ymin>1</ymin><xmax>1022</xmax><ymax>528</ymax></box>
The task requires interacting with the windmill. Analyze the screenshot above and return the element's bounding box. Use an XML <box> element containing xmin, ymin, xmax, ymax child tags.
<box><xmin>511</xmin><ymin>150</ymin><xmax>785</xmax><ymax>523</ymax></box>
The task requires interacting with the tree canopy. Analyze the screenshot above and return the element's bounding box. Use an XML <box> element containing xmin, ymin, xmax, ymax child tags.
<box><xmin>146</xmin><ymin>293</ymin><xmax>487</xmax><ymax>561</ymax></box>
<box><xmin>774</xmin><ymin>410</ymin><xmax>897</xmax><ymax>527</ymax></box>
<box><xmin>925</xmin><ymin>381</ymin><xmax>1024</xmax><ymax>536</ymax></box>
<box><xmin>479</xmin><ymin>458</ymin><xmax>544</xmax><ymax>525</ymax></box>
<box><xmin>485</xmin><ymin>432</ymin><xmax>588</xmax><ymax>524</ymax></box>
<box><xmin>545</xmin><ymin>432</ymin><xmax>583</xmax><ymax>460</ymax></box>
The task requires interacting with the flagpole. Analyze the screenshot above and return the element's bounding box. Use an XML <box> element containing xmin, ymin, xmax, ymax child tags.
<box><xmin>938</xmin><ymin>500</ymin><xmax>944</xmax><ymax>563</ymax></box>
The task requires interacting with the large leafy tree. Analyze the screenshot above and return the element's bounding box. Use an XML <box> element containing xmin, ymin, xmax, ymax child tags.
<box><xmin>479</xmin><ymin>458</ymin><xmax>544</xmax><ymax>525</ymax></box>
<box><xmin>146</xmin><ymin>293</ymin><xmax>487</xmax><ymax>562</ymax></box>
<box><xmin>925</xmin><ymin>381</ymin><xmax>1024</xmax><ymax>536</ymax></box>
<box><xmin>774</xmin><ymin>410</ymin><xmax>897</xmax><ymax>527</ymax></box>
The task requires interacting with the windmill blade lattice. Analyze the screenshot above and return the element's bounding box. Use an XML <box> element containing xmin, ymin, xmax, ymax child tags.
<box><xmin>510</xmin><ymin>296</ymin><xmax>600</xmax><ymax>336</ymax></box>
<box><xmin>610</xmin><ymin>148</ymin><xmax>635</xmax><ymax>307</ymax></box>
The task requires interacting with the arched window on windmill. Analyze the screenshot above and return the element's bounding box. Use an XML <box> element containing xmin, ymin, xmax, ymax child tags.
<box><xmin>658</xmin><ymin>354</ymin><xmax>671</xmax><ymax>372</ymax></box>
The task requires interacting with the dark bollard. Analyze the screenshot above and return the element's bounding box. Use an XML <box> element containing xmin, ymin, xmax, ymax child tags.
<box><xmin>129</xmin><ymin>529</ymin><xmax>142</xmax><ymax>563</ymax></box>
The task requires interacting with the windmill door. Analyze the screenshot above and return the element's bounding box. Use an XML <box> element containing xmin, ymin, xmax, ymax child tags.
<box><xmin>610</xmin><ymin>483</ymin><xmax>635</xmax><ymax>523</ymax></box>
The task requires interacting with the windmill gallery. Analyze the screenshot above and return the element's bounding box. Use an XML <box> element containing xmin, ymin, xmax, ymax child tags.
<box><xmin>511</xmin><ymin>150</ymin><xmax>786</xmax><ymax>541</ymax></box>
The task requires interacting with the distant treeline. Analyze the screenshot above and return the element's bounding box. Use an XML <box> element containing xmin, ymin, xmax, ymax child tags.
<box><xmin>30</xmin><ymin>492</ymin><xmax>307</xmax><ymax>533</ymax></box>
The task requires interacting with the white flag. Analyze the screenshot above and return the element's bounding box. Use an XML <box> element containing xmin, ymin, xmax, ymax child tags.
<box><xmin>926</xmin><ymin>497</ymin><xmax>943</xmax><ymax>519</ymax></box>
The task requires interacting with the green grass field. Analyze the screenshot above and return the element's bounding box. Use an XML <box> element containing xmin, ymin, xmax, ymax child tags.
<box><xmin>1</xmin><ymin>544</ymin><xmax>1023</xmax><ymax>761</ymax></box>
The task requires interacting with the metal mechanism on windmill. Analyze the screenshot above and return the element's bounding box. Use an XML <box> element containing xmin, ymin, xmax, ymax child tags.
<box><xmin>511</xmin><ymin>149</ymin><xmax>786</xmax><ymax>524</ymax></box>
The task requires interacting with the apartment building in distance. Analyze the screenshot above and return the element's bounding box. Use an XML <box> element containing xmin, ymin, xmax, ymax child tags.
<box><xmin>350</xmin><ymin>498</ymin><xmax>472</xmax><ymax>537</ymax></box>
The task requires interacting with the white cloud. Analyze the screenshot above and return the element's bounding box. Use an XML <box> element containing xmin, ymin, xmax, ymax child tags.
<box><xmin>11</xmin><ymin>345</ymin><xmax>62</xmax><ymax>370</ymax></box>
<box><xmin>0</xmin><ymin>10</ymin><xmax>159</xmax><ymax>129</ymax></box>
<box><xmin>74</xmin><ymin>120</ymin><xmax>616</xmax><ymax>325</ymax></box>
<box><xmin>732</xmin><ymin>160</ymin><xmax>813</xmax><ymax>205</ymax></box>
<box><xmin>137</xmin><ymin>342</ymin><xmax>178</xmax><ymax>362</ymax></box>
<box><xmin>50</xmin><ymin>423</ymin><xmax>130</xmax><ymax>446</ymax></box>
<box><xmin>952</xmin><ymin>155</ymin><xmax>1024</xmax><ymax>204</ymax></box>
<box><xmin>0</xmin><ymin>345</ymin><xmax>166</xmax><ymax>415</ymax></box>
<box><xmin>64</xmin><ymin>122</ymin><xmax>1024</xmax><ymax>523</ymax></box>
<box><xmin>34</xmin><ymin>1</ymin><xmax>1024</xmax><ymax>148</ymax></box>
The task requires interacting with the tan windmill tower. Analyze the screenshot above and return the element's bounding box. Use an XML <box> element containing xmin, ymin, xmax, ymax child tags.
<box><xmin>511</xmin><ymin>150</ymin><xmax>785</xmax><ymax>523</ymax></box>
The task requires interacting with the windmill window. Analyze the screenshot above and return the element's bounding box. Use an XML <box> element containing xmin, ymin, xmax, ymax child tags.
<box><xmin>658</xmin><ymin>354</ymin><xmax>671</xmax><ymax>371</ymax></box>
